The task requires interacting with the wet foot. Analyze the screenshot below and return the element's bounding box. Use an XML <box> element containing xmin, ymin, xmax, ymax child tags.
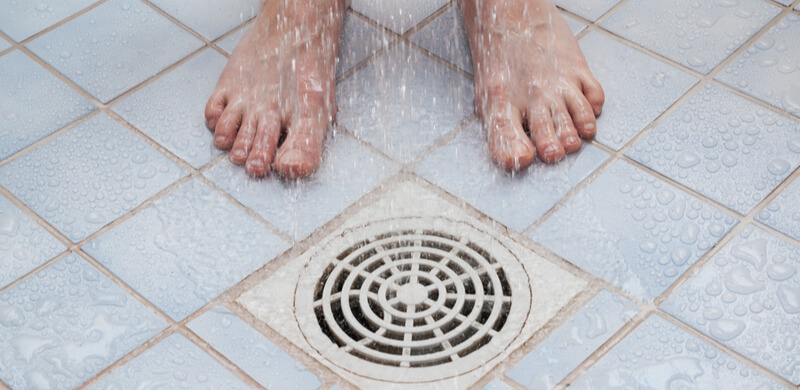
<box><xmin>205</xmin><ymin>1</ymin><xmax>347</xmax><ymax>178</ymax></box>
<box><xmin>460</xmin><ymin>0</ymin><xmax>605</xmax><ymax>169</ymax></box>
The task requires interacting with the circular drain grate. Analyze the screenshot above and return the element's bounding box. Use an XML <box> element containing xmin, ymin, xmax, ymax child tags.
<box><xmin>295</xmin><ymin>218</ymin><xmax>531</xmax><ymax>383</ymax></box>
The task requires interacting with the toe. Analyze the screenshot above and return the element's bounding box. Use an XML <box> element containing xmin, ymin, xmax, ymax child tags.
<box><xmin>484</xmin><ymin>105</ymin><xmax>535</xmax><ymax>170</ymax></box>
<box><xmin>214</xmin><ymin>104</ymin><xmax>243</xmax><ymax>149</ymax></box>
<box><xmin>205</xmin><ymin>90</ymin><xmax>227</xmax><ymax>131</ymax></box>
<box><xmin>528</xmin><ymin>104</ymin><xmax>565</xmax><ymax>163</ymax></box>
<box><xmin>274</xmin><ymin>117</ymin><xmax>327</xmax><ymax>179</ymax></box>
<box><xmin>581</xmin><ymin>75</ymin><xmax>605</xmax><ymax>116</ymax></box>
<box><xmin>553</xmin><ymin>102</ymin><xmax>582</xmax><ymax>153</ymax></box>
<box><xmin>230</xmin><ymin>114</ymin><xmax>258</xmax><ymax>164</ymax></box>
<box><xmin>565</xmin><ymin>88</ymin><xmax>597</xmax><ymax>139</ymax></box>
<box><xmin>245</xmin><ymin>115</ymin><xmax>281</xmax><ymax>177</ymax></box>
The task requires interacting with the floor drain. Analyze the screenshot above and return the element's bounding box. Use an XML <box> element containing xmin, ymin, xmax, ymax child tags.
<box><xmin>295</xmin><ymin>217</ymin><xmax>530</xmax><ymax>383</ymax></box>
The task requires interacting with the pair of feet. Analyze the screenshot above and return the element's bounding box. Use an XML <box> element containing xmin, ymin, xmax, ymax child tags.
<box><xmin>205</xmin><ymin>0</ymin><xmax>605</xmax><ymax>179</ymax></box>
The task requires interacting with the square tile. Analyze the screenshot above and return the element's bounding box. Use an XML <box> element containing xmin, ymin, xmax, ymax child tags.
<box><xmin>88</xmin><ymin>333</ymin><xmax>249</xmax><ymax>390</ymax></box>
<box><xmin>351</xmin><ymin>0</ymin><xmax>449</xmax><ymax>34</ymax></box>
<box><xmin>85</xmin><ymin>179</ymin><xmax>289</xmax><ymax>321</ymax></box>
<box><xmin>337</xmin><ymin>13</ymin><xmax>391</xmax><ymax>77</ymax></box>
<box><xmin>556</xmin><ymin>0</ymin><xmax>621</xmax><ymax>21</ymax></box>
<box><xmin>716</xmin><ymin>14</ymin><xmax>800</xmax><ymax>116</ymax></box>
<box><xmin>0</xmin><ymin>50</ymin><xmax>95</xmax><ymax>161</ymax></box>
<box><xmin>188</xmin><ymin>306</ymin><xmax>323</xmax><ymax>390</ymax></box>
<box><xmin>237</xmin><ymin>181</ymin><xmax>587</xmax><ymax>389</ymax></box>
<box><xmin>205</xmin><ymin>133</ymin><xmax>396</xmax><ymax>241</ymax></box>
<box><xmin>758</xmin><ymin>177</ymin><xmax>800</xmax><ymax>241</ymax></box>
<box><xmin>580</xmin><ymin>31</ymin><xmax>698</xmax><ymax>150</ymax></box>
<box><xmin>0</xmin><ymin>113</ymin><xmax>186</xmax><ymax>242</ymax></box>
<box><xmin>0</xmin><ymin>254</ymin><xmax>167</xmax><ymax>390</ymax></box>
<box><xmin>601</xmin><ymin>0</ymin><xmax>780</xmax><ymax>73</ymax></box>
<box><xmin>415</xmin><ymin>121</ymin><xmax>609</xmax><ymax>232</ymax></box>
<box><xmin>506</xmin><ymin>290</ymin><xmax>638</xmax><ymax>389</ymax></box>
<box><xmin>570</xmin><ymin>315</ymin><xmax>790</xmax><ymax>389</ymax></box>
<box><xmin>26</xmin><ymin>0</ymin><xmax>204</xmax><ymax>103</ymax></box>
<box><xmin>662</xmin><ymin>225</ymin><xmax>800</xmax><ymax>384</ymax></box>
<box><xmin>0</xmin><ymin>38</ymin><xmax>11</xmax><ymax>52</ymax></box>
<box><xmin>531</xmin><ymin>160</ymin><xmax>738</xmax><ymax>302</ymax></box>
<box><xmin>149</xmin><ymin>0</ymin><xmax>257</xmax><ymax>40</ymax></box>
<box><xmin>627</xmin><ymin>84</ymin><xmax>800</xmax><ymax>215</ymax></box>
<box><xmin>564</xmin><ymin>13</ymin><xmax>587</xmax><ymax>35</ymax></box>
<box><xmin>336</xmin><ymin>43</ymin><xmax>473</xmax><ymax>163</ymax></box>
<box><xmin>112</xmin><ymin>49</ymin><xmax>225</xmax><ymax>168</ymax></box>
<box><xmin>216</xmin><ymin>22</ymin><xmax>249</xmax><ymax>54</ymax></box>
<box><xmin>0</xmin><ymin>194</ymin><xmax>65</xmax><ymax>290</ymax></box>
<box><xmin>408</xmin><ymin>6</ymin><xmax>473</xmax><ymax>74</ymax></box>
<box><xmin>0</xmin><ymin>0</ymin><xmax>96</xmax><ymax>42</ymax></box>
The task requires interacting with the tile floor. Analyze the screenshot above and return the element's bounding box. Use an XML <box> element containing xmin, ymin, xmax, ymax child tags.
<box><xmin>1</xmin><ymin>0</ymin><xmax>799</xmax><ymax>389</ymax></box>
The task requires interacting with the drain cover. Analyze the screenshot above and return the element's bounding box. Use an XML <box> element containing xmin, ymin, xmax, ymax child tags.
<box><xmin>295</xmin><ymin>217</ymin><xmax>531</xmax><ymax>383</ymax></box>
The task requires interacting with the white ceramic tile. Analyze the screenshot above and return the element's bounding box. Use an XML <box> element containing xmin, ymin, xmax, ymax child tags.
<box><xmin>775</xmin><ymin>0</ymin><xmax>793</xmax><ymax>5</ymax></box>
<box><xmin>350</xmin><ymin>0</ymin><xmax>449</xmax><ymax>34</ymax></box>
<box><xmin>483</xmin><ymin>380</ymin><xmax>515</xmax><ymax>390</ymax></box>
<box><xmin>602</xmin><ymin>0</ymin><xmax>780</xmax><ymax>73</ymax></box>
<box><xmin>85</xmin><ymin>179</ymin><xmax>289</xmax><ymax>321</ymax></box>
<box><xmin>336</xmin><ymin>43</ymin><xmax>473</xmax><ymax>163</ymax></box>
<box><xmin>112</xmin><ymin>49</ymin><xmax>225</xmax><ymax>168</ymax></box>
<box><xmin>556</xmin><ymin>0</ymin><xmax>621</xmax><ymax>21</ymax></box>
<box><xmin>408</xmin><ymin>6</ymin><xmax>473</xmax><ymax>74</ymax></box>
<box><xmin>205</xmin><ymin>133</ymin><xmax>396</xmax><ymax>241</ymax></box>
<box><xmin>0</xmin><ymin>113</ymin><xmax>186</xmax><ymax>242</ymax></box>
<box><xmin>0</xmin><ymin>0</ymin><xmax>96</xmax><ymax>41</ymax></box>
<box><xmin>26</xmin><ymin>0</ymin><xmax>204</xmax><ymax>102</ymax></box>
<box><xmin>506</xmin><ymin>290</ymin><xmax>638</xmax><ymax>389</ymax></box>
<box><xmin>216</xmin><ymin>22</ymin><xmax>249</xmax><ymax>54</ymax></box>
<box><xmin>758</xmin><ymin>177</ymin><xmax>800</xmax><ymax>241</ymax></box>
<box><xmin>627</xmin><ymin>84</ymin><xmax>800</xmax><ymax>215</ymax></box>
<box><xmin>337</xmin><ymin>13</ymin><xmax>390</xmax><ymax>77</ymax></box>
<box><xmin>531</xmin><ymin>160</ymin><xmax>738</xmax><ymax>302</ymax></box>
<box><xmin>149</xmin><ymin>0</ymin><xmax>257</xmax><ymax>40</ymax></box>
<box><xmin>571</xmin><ymin>315</ymin><xmax>790</xmax><ymax>389</ymax></box>
<box><xmin>0</xmin><ymin>254</ymin><xmax>167</xmax><ymax>390</ymax></box>
<box><xmin>89</xmin><ymin>333</ymin><xmax>249</xmax><ymax>390</ymax></box>
<box><xmin>415</xmin><ymin>121</ymin><xmax>609</xmax><ymax>232</ymax></box>
<box><xmin>662</xmin><ymin>225</ymin><xmax>800</xmax><ymax>384</ymax></box>
<box><xmin>188</xmin><ymin>306</ymin><xmax>323</xmax><ymax>389</ymax></box>
<box><xmin>0</xmin><ymin>38</ymin><xmax>11</xmax><ymax>52</ymax></box>
<box><xmin>580</xmin><ymin>31</ymin><xmax>698</xmax><ymax>150</ymax></box>
<box><xmin>0</xmin><ymin>50</ymin><xmax>95</xmax><ymax>161</ymax></box>
<box><xmin>716</xmin><ymin>14</ymin><xmax>800</xmax><ymax>116</ymax></box>
<box><xmin>0</xmin><ymin>194</ymin><xmax>65</xmax><ymax>290</ymax></box>
<box><xmin>564</xmin><ymin>13</ymin><xmax>587</xmax><ymax>35</ymax></box>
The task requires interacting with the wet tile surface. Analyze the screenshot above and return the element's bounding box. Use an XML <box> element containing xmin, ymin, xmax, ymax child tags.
<box><xmin>564</xmin><ymin>14</ymin><xmax>587</xmax><ymax>35</ymax></box>
<box><xmin>149</xmin><ymin>0</ymin><xmax>257</xmax><ymax>40</ymax></box>
<box><xmin>89</xmin><ymin>333</ymin><xmax>249</xmax><ymax>390</ymax></box>
<box><xmin>216</xmin><ymin>23</ymin><xmax>248</xmax><ymax>54</ymax></box>
<box><xmin>0</xmin><ymin>254</ymin><xmax>167</xmax><ymax>390</ymax></box>
<box><xmin>337</xmin><ymin>13</ymin><xmax>391</xmax><ymax>77</ymax></box>
<box><xmin>0</xmin><ymin>194</ymin><xmax>65</xmax><ymax>290</ymax></box>
<box><xmin>556</xmin><ymin>0</ymin><xmax>621</xmax><ymax>21</ymax></box>
<box><xmin>627</xmin><ymin>84</ymin><xmax>800</xmax><ymax>215</ymax></box>
<box><xmin>0</xmin><ymin>113</ymin><xmax>186</xmax><ymax>242</ymax></box>
<box><xmin>350</xmin><ymin>0</ymin><xmax>449</xmax><ymax>34</ymax></box>
<box><xmin>112</xmin><ymin>49</ymin><xmax>225</xmax><ymax>168</ymax></box>
<box><xmin>26</xmin><ymin>0</ymin><xmax>204</xmax><ymax>103</ymax></box>
<box><xmin>0</xmin><ymin>38</ymin><xmax>11</xmax><ymax>52</ymax></box>
<box><xmin>716</xmin><ymin>14</ymin><xmax>800</xmax><ymax>116</ymax></box>
<box><xmin>85</xmin><ymin>179</ymin><xmax>289</xmax><ymax>321</ymax></box>
<box><xmin>336</xmin><ymin>43</ymin><xmax>473</xmax><ymax>163</ymax></box>
<box><xmin>531</xmin><ymin>160</ymin><xmax>738</xmax><ymax>302</ymax></box>
<box><xmin>758</xmin><ymin>177</ymin><xmax>800</xmax><ymax>241</ymax></box>
<box><xmin>408</xmin><ymin>6</ymin><xmax>473</xmax><ymax>74</ymax></box>
<box><xmin>483</xmin><ymin>380</ymin><xmax>515</xmax><ymax>390</ymax></box>
<box><xmin>506</xmin><ymin>290</ymin><xmax>638</xmax><ymax>389</ymax></box>
<box><xmin>0</xmin><ymin>0</ymin><xmax>95</xmax><ymax>41</ymax></box>
<box><xmin>188</xmin><ymin>306</ymin><xmax>323</xmax><ymax>389</ymax></box>
<box><xmin>602</xmin><ymin>0</ymin><xmax>780</xmax><ymax>74</ymax></box>
<box><xmin>0</xmin><ymin>50</ymin><xmax>95</xmax><ymax>161</ymax></box>
<box><xmin>662</xmin><ymin>225</ymin><xmax>800</xmax><ymax>384</ymax></box>
<box><xmin>580</xmin><ymin>31</ymin><xmax>698</xmax><ymax>150</ymax></box>
<box><xmin>571</xmin><ymin>315</ymin><xmax>790</xmax><ymax>389</ymax></box>
<box><xmin>205</xmin><ymin>133</ymin><xmax>396</xmax><ymax>240</ymax></box>
<box><xmin>416</xmin><ymin>121</ymin><xmax>609</xmax><ymax>232</ymax></box>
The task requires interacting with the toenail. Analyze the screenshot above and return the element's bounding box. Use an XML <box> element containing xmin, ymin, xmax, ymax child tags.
<box><xmin>512</xmin><ymin>141</ymin><xmax>529</xmax><ymax>157</ymax></box>
<box><xmin>583</xmin><ymin>123</ymin><xmax>595</xmax><ymax>131</ymax></box>
<box><xmin>545</xmin><ymin>144</ymin><xmax>560</xmax><ymax>156</ymax></box>
<box><xmin>215</xmin><ymin>135</ymin><xmax>227</xmax><ymax>144</ymax></box>
<box><xmin>567</xmin><ymin>135</ymin><xmax>580</xmax><ymax>144</ymax></box>
<box><xmin>231</xmin><ymin>149</ymin><xmax>246</xmax><ymax>159</ymax></box>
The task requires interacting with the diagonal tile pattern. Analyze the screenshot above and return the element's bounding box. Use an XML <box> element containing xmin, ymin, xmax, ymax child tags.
<box><xmin>0</xmin><ymin>38</ymin><xmax>11</xmax><ymax>52</ymax></box>
<box><xmin>555</xmin><ymin>0</ymin><xmax>622</xmax><ymax>21</ymax></box>
<box><xmin>149</xmin><ymin>0</ymin><xmax>257</xmax><ymax>40</ymax></box>
<box><xmin>408</xmin><ymin>6</ymin><xmax>473</xmax><ymax>74</ymax></box>
<box><xmin>337</xmin><ymin>13</ymin><xmax>392</xmax><ymax>77</ymax></box>
<box><xmin>0</xmin><ymin>0</ymin><xmax>96</xmax><ymax>42</ymax></box>
<box><xmin>350</xmin><ymin>0</ymin><xmax>449</xmax><ymax>34</ymax></box>
<box><xmin>757</xmin><ymin>177</ymin><xmax>800</xmax><ymax>241</ymax></box>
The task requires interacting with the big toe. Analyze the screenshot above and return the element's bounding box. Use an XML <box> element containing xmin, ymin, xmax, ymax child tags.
<box><xmin>274</xmin><ymin>119</ymin><xmax>327</xmax><ymax>179</ymax></box>
<box><xmin>485</xmin><ymin>106</ymin><xmax>535</xmax><ymax>170</ymax></box>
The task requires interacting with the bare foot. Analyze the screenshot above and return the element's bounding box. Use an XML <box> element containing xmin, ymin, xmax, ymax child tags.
<box><xmin>205</xmin><ymin>1</ymin><xmax>347</xmax><ymax>178</ymax></box>
<box><xmin>460</xmin><ymin>0</ymin><xmax>605</xmax><ymax>169</ymax></box>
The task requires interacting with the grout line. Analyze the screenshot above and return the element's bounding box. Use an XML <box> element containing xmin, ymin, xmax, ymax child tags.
<box><xmin>179</xmin><ymin>326</ymin><xmax>269</xmax><ymax>390</ymax></box>
<box><xmin>405</xmin><ymin>114</ymin><xmax>478</xmax><ymax>172</ymax></box>
<box><xmin>141</xmin><ymin>0</ymin><xmax>213</xmax><ymax>45</ymax></box>
<box><xmin>11</xmin><ymin>0</ymin><xmax>111</xmax><ymax>47</ymax></box>
<box><xmin>0</xmin><ymin>251</ymin><xmax>71</xmax><ymax>296</ymax></box>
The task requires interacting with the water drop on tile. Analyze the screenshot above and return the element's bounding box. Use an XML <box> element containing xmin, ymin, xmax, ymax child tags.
<box><xmin>724</xmin><ymin>267</ymin><xmax>763</xmax><ymax>294</ymax></box>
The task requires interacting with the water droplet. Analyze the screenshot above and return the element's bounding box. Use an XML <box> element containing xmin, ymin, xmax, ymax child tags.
<box><xmin>721</xmin><ymin>153</ymin><xmax>737</xmax><ymax>167</ymax></box>
<box><xmin>724</xmin><ymin>267</ymin><xmax>763</xmax><ymax>294</ymax></box>
<box><xmin>680</xmin><ymin>221</ymin><xmax>700</xmax><ymax>245</ymax></box>
<box><xmin>781</xmin><ymin>85</ymin><xmax>800</xmax><ymax>112</ymax></box>
<box><xmin>671</xmin><ymin>247</ymin><xmax>691</xmax><ymax>266</ymax></box>
<box><xmin>776</xmin><ymin>284</ymin><xmax>800</xmax><ymax>314</ymax></box>
<box><xmin>0</xmin><ymin>210</ymin><xmax>20</xmax><ymax>236</ymax></box>
<box><xmin>59</xmin><ymin>50</ymin><xmax>72</xmax><ymax>58</ymax></box>
<box><xmin>688</xmin><ymin>56</ymin><xmax>707</xmax><ymax>68</ymax></box>
<box><xmin>709</xmin><ymin>319</ymin><xmax>745</xmax><ymax>341</ymax></box>
<box><xmin>677</xmin><ymin>151</ymin><xmax>701</xmax><ymax>168</ymax></box>
<box><xmin>754</xmin><ymin>36</ymin><xmax>775</xmax><ymax>50</ymax></box>
<box><xmin>0</xmin><ymin>305</ymin><xmax>25</xmax><ymax>327</ymax></box>
<box><xmin>766</xmin><ymin>263</ymin><xmax>796</xmax><ymax>281</ymax></box>
<box><xmin>35</xmin><ymin>3</ymin><xmax>48</xmax><ymax>12</ymax></box>
<box><xmin>788</xmin><ymin>137</ymin><xmax>800</xmax><ymax>153</ymax></box>
<box><xmin>730</xmin><ymin>238</ymin><xmax>768</xmax><ymax>270</ymax></box>
<box><xmin>767</xmin><ymin>159</ymin><xmax>790</xmax><ymax>176</ymax></box>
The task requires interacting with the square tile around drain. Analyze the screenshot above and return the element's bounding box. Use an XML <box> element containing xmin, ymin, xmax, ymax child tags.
<box><xmin>237</xmin><ymin>181</ymin><xmax>588</xmax><ymax>389</ymax></box>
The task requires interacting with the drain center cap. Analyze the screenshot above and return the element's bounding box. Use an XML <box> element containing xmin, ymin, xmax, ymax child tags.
<box><xmin>396</xmin><ymin>282</ymin><xmax>428</xmax><ymax>305</ymax></box>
